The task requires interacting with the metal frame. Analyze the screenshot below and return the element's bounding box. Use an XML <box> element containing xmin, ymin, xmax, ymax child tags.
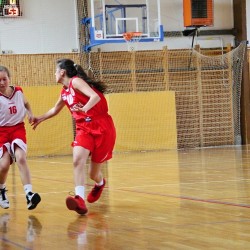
<box><xmin>84</xmin><ymin>0</ymin><xmax>163</xmax><ymax>51</ymax></box>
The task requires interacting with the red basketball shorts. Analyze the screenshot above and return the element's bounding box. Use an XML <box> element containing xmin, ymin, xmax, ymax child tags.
<box><xmin>72</xmin><ymin>116</ymin><xmax>116</xmax><ymax>163</ymax></box>
<box><xmin>0</xmin><ymin>123</ymin><xmax>27</xmax><ymax>158</ymax></box>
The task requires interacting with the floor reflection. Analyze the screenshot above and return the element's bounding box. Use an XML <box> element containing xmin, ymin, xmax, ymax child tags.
<box><xmin>26</xmin><ymin>215</ymin><xmax>43</xmax><ymax>243</ymax></box>
<box><xmin>67</xmin><ymin>211</ymin><xmax>110</xmax><ymax>250</ymax></box>
<box><xmin>67</xmin><ymin>216</ymin><xmax>88</xmax><ymax>247</ymax></box>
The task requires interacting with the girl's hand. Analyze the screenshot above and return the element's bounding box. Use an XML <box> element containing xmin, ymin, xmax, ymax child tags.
<box><xmin>27</xmin><ymin>113</ymin><xmax>35</xmax><ymax>124</ymax></box>
<box><xmin>70</xmin><ymin>102</ymin><xmax>85</xmax><ymax>112</ymax></box>
<box><xmin>31</xmin><ymin>117</ymin><xmax>43</xmax><ymax>130</ymax></box>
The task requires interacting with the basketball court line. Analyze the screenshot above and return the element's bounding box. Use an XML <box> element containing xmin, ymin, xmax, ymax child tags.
<box><xmin>28</xmin><ymin>159</ymin><xmax>72</xmax><ymax>165</ymax></box>
<box><xmin>171</xmin><ymin>218</ymin><xmax>250</xmax><ymax>228</ymax></box>
<box><xmin>27</xmin><ymin>173</ymin><xmax>250</xmax><ymax>210</ymax></box>
<box><xmin>24</xmin><ymin>156</ymin><xmax>250</xmax><ymax>210</ymax></box>
<box><xmin>117</xmin><ymin>188</ymin><xmax>250</xmax><ymax>209</ymax></box>
<box><xmin>0</xmin><ymin>237</ymin><xmax>31</xmax><ymax>250</ymax></box>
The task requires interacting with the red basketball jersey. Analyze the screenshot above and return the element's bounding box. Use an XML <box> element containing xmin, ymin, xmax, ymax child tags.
<box><xmin>61</xmin><ymin>77</ymin><xmax>109</xmax><ymax>123</ymax></box>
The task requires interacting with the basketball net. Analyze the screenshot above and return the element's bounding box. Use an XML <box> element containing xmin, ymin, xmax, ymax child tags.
<box><xmin>123</xmin><ymin>32</ymin><xmax>142</xmax><ymax>52</ymax></box>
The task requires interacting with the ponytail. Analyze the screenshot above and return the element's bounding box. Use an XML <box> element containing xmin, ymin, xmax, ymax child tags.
<box><xmin>56</xmin><ymin>59</ymin><xmax>107</xmax><ymax>93</ymax></box>
<box><xmin>74</xmin><ymin>64</ymin><xmax>107</xmax><ymax>93</ymax></box>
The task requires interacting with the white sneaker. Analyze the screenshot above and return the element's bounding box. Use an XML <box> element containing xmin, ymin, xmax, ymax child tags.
<box><xmin>0</xmin><ymin>188</ymin><xmax>10</xmax><ymax>209</ymax></box>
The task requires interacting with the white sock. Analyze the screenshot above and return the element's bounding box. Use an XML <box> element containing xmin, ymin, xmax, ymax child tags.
<box><xmin>0</xmin><ymin>184</ymin><xmax>6</xmax><ymax>189</ymax></box>
<box><xmin>24</xmin><ymin>184</ymin><xmax>32</xmax><ymax>195</ymax></box>
<box><xmin>96</xmin><ymin>179</ymin><xmax>104</xmax><ymax>186</ymax></box>
<box><xmin>75</xmin><ymin>186</ymin><xmax>85</xmax><ymax>200</ymax></box>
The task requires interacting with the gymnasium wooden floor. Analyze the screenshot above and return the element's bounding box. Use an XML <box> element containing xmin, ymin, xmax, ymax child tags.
<box><xmin>1</xmin><ymin>145</ymin><xmax>250</xmax><ymax>249</ymax></box>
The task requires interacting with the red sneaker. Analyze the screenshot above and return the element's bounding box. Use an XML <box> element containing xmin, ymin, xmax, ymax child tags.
<box><xmin>87</xmin><ymin>179</ymin><xmax>106</xmax><ymax>203</ymax></box>
<box><xmin>66</xmin><ymin>195</ymin><xmax>88</xmax><ymax>215</ymax></box>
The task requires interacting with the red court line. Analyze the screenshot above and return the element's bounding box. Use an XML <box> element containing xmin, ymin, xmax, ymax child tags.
<box><xmin>119</xmin><ymin>188</ymin><xmax>250</xmax><ymax>208</ymax></box>
<box><xmin>32</xmin><ymin>175</ymin><xmax>250</xmax><ymax>208</ymax></box>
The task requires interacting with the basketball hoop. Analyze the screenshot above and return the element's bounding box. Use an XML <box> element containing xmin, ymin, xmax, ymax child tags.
<box><xmin>123</xmin><ymin>32</ymin><xmax>142</xmax><ymax>52</ymax></box>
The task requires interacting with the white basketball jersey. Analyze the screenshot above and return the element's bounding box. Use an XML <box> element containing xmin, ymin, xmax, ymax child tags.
<box><xmin>0</xmin><ymin>86</ymin><xmax>26</xmax><ymax>126</ymax></box>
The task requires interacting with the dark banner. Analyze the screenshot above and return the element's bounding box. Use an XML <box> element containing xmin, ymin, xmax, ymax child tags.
<box><xmin>0</xmin><ymin>0</ymin><xmax>21</xmax><ymax>17</ymax></box>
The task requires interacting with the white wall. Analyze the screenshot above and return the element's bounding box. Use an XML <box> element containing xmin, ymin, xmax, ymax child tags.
<box><xmin>0</xmin><ymin>0</ymin><xmax>79</xmax><ymax>54</ymax></box>
<box><xmin>0</xmin><ymin>0</ymin><xmax>236</xmax><ymax>53</ymax></box>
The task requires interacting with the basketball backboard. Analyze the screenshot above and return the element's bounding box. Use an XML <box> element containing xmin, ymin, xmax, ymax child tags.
<box><xmin>84</xmin><ymin>0</ymin><xmax>163</xmax><ymax>51</ymax></box>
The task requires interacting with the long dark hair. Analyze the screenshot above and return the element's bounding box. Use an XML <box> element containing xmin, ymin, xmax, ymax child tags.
<box><xmin>56</xmin><ymin>59</ymin><xmax>107</xmax><ymax>93</ymax></box>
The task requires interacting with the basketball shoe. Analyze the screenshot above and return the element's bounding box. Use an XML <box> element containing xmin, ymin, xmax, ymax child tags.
<box><xmin>0</xmin><ymin>188</ymin><xmax>9</xmax><ymax>209</ymax></box>
<box><xmin>87</xmin><ymin>179</ymin><xmax>106</xmax><ymax>203</ymax></box>
<box><xmin>26</xmin><ymin>192</ymin><xmax>41</xmax><ymax>210</ymax></box>
<box><xmin>66</xmin><ymin>195</ymin><xmax>88</xmax><ymax>215</ymax></box>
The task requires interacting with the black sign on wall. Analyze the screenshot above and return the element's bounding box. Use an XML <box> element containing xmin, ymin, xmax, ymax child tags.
<box><xmin>0</xmin><ymin>0</ymin><xmax>21</xmax><ymax>17</ymax></box>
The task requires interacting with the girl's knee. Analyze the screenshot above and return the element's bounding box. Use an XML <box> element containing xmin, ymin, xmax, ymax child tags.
<box><xmin>15</xmin><ymin>155</ymin><xmax>27</xmax><ymax>167</ymax></box>
<box><xmin>73</xmin><ymin>155</ymin><xmax>87</xmax><ymax>168</ymax></box>
<box><xmin>0</xmin><ymin>152</ymin><xmax>11</xmax><ymax>172</ymax></box>
<box><xmin>0</xmin><ymin>162</ymin><xmax>10</xmax><ymax>173</ymax></box>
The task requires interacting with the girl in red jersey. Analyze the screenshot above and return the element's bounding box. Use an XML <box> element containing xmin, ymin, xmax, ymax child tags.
<box><xmin>0</xmin><ymin>66</ymin><xmax>41</xmax><ymax>210</ymax></box>
<box><xmin>32</xmin><ymin>59</ymin><xmax>116</xmax><ymax>215</ymax></box>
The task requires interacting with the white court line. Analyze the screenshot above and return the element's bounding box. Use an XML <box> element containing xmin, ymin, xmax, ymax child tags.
<box><xmin>7</xmin><ymin>190</ymin><xmax>72</xmax><ymax>197</ymax></box>
<box><xmin>28</xmin><ymin>160</ymin><xmax>72</xmax><ymax>165</ymax></box>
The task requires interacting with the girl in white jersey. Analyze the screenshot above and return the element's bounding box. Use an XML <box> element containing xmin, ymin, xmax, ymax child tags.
<box><xmin>0</xmin><ymin>66</ymin><xmax>41</xmax><ymax>210</ymax></box>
